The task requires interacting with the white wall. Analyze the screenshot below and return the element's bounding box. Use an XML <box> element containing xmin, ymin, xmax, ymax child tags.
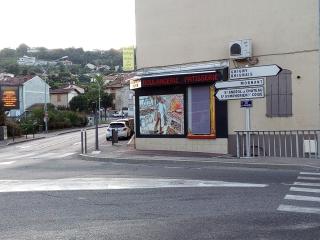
<box><xmin>23</xmin><ymin>76</ymin><xmax>50</xmax><ymax>111</ymax></box>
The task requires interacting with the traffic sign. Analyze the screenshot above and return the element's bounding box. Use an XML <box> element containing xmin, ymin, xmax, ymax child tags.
<box><xmin>229</xmin><ymin>65</ymin><xmax>282</xmax><ymax>80</ymax></box>
<box><xmin>241</xmin><ymin>99</ymin><xmax>253</xmax><ymax>108</ymax></box>
<box><xmin>215</xmin><ymin>78</ymin><xmax>264</xmax><ymax>89</ymax></box>
<box><xmin>216</xmin><ymin>86</ymin><xmax>264</xmax><ymax>101</ymax></box>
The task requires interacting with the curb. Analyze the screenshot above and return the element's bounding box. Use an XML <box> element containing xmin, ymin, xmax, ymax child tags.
<box><xmin>56</xmin><ymin>124</ymin><xmax>108</xmax><ymax>136</ymax></box>
<box><xmin>78</xmin><ymin>154</ymin><xmax>320</xmax><ymax>171</ymax></box>
<box><xmin>0</xmin><ymin>125</ymin><xmax>108</xmax><ymax>147</ymax></box>
<box><xmin>6</xmin><ymin>137</ymin><xmax>46</xmax><ymax>146</ymax></box>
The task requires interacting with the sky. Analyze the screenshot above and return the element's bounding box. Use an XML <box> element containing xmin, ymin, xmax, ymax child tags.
<box><xmin>0</xmin><ymin>0</ymin><xmax>135</xmax><ymax>51</ymax></box>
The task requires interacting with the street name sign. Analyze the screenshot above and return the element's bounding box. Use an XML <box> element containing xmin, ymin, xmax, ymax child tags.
<box><xmin>241</xmin><ymin>99</ymin><xmax>253</xmax><ymax>108</ymax></box>
<box><xmin>229</xmin><ymin>65</ymin><xmax>282</xmax><ymax>80</ymax></box>
<box><xmin>216</xmin><ymin>86</ymin><xmax>264</xmax><ymax>101</ymax></box>
<box><xmin>215</xmin><ymin>78</ymin><xmax>264</xmax><ymax>89</ymax></box>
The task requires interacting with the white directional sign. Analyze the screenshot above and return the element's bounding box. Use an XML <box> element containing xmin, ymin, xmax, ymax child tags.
<box><xmin>215</xmin><ymin>78</ymin><xmax>264</xmax><ymax>89</ymax></box>
<box><xmin>216</xmin><ymin>86</ymin><xmax>265</xmax><ymax>101</ymax></box>
<box><xmin>229</xmin><ymin>65</ymin><xmax>282</xmax><ymax>80</ymax></box>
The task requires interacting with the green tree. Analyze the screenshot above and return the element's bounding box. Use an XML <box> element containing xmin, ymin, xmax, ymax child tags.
<box><xmin>69</xmin><ymin>95</ymin><xmax>89</xmax><ymax>112</ymax></box>
<box><xmin>16</xmin><ymin>43</ymin><xmax>29</xmax><ymax>56</ymax></box>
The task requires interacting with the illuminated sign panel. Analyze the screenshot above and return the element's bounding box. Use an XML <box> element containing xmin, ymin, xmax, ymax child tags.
<box><xmin>141</xmin><ymin>71</ymin><xmax>226</xmax><ymax>88</ymax></box>
<box><xmin>0</xmin><ymin>86</ymin><xmax>19</xmax><ymax>110</ymax></box>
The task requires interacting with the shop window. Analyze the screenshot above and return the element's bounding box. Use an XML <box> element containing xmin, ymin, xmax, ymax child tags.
<box><xmin>138</xmin><ymin>94</ymin><xmax>185</xmax><ymax>135</ymax></box>
<box><xmin>188</xmin><ymin>86</ymin><xmax>216</xmax><ymax>138</ymax></box>
<box><xmin>266</xmin><ymin>69</ymin><xmax>292</xmax><ymax>117</ymax></box>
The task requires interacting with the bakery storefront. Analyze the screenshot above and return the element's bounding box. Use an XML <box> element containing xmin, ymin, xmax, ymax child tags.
<box><xmin>131</xmin><ymin>67</ymin><xmax>229</xmax><ymax>154</ymax></box>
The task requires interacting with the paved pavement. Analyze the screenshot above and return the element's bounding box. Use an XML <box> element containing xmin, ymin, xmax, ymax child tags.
<box><xmin>79</xmin><ymin>137</ymin><xmax>320</xmax><ymax>171</ymax></box>
<box><xmin>1</xmin><ymin>126</ymin><xmax>320</xmax><ymax>171</ymax></box>
<box><xmin>0</xmin><ymin>124</ymin><xmax>108</xmax><ymax>147</ymax></box>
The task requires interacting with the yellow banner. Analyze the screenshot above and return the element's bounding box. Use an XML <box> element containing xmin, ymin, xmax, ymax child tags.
<box><xmin>122</xmin><ymin>46</ymin><xmax>135</xmax><ymax>71</ymax></box>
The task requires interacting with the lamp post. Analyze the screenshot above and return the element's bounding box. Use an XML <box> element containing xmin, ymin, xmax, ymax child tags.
<box><xmin>41</xmin><ymin>56</ymin><xmax>68</xmax><ymax>133</ymax></box>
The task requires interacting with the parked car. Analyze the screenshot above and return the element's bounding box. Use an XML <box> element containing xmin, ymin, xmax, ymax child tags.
<box><xmin>116</xmin><ymin>118</ymin><xmax>134</xmax><ymax>135</ymax></box>
<box><xmin>106</xmin><ymin>121</ymin><xmax>132</xmax><ymax>140</ymax></box>
<box><xmin>112</xmin><ymin>111</ymin><xmax>124</xmax><ymax>118</ymax></box>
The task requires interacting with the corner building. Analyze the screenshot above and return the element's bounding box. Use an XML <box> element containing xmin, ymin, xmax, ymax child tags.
<box><xmin>133</xmin><ymin>0</ymin><xmax>320</xmax><ymax>155</ymax></box>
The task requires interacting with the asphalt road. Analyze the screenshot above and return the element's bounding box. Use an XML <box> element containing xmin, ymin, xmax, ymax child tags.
<box><xmin>0</xmin><ymin>130</ymin><xmax>319</xmax><ymax>240</ymax></box>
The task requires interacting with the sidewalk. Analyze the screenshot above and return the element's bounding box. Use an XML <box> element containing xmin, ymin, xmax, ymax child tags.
<box><xmin>0</xmin><ymin>124</ymin><xmax>108</xmax><ymax>147</ymax></box>
<box><xmin>79</xmin><ymin>140</ymin><xmax>320</xmax><ymax>171</ymax></box>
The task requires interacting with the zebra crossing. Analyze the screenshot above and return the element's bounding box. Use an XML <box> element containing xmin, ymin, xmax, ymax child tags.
<box><xmin>278</xmin><ymin>171</ymin><xmax>320</xmax><ymax>215</ymax></box>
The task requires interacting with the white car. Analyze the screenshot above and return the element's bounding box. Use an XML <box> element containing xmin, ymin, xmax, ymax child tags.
<box><xmin>106</xmin><ymin>121</ymin><xmax>131</xmax><ymax>140</ymax></box>
<box><xmin>112</xmin><ymin>111</ymin><xmax>124</xmax><ymax>118</ymax></box>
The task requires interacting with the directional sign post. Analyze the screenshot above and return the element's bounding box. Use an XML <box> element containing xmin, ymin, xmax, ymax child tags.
<box><xmin>229</xmin><ymin>65</ymin><xmax>282</xmax><ymax>80</ymax></box>
<box><xmin>215</xmin><ymin>86</ymin><xmax>264</xmax><ymax>101</ymax></box>
<box><xmin>220</xmin><ymin>64</ymin><xmax>282</xmax><ymax>158</ymax></box>
<box><xmin>215</xmin><ymin>78</ymin><xmax>264</xmax><ymax>89</ymax></box>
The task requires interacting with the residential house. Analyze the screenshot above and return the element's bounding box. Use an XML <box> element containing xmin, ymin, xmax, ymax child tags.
<box><xmin>50</xmin><ymin>84</ymin><xmax>83</xmax><ymax>108</ymax></box>
<box><xmin>105</xmin><ymin>73</ymin><xmax>135</xmax><ymax>113</ymax></box>
<box><xmin>17</xmin><ymin>56</ymin><xmax>36</xmax><ymax>66</ymax></box>
<box><xmin>0</xmin><ymin>75</ymin><xmax>50</xmax><ymax>117</ymax></box>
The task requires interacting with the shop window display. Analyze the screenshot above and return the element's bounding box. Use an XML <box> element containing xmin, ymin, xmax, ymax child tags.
<box><xmin>139</xmin><ymin>94</ymin><xmax>184</xmax><ymax>135</ymax></box>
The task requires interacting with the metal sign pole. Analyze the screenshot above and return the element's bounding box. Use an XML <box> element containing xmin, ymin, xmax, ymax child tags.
<box><xmin>95</xmin><ymin>111</ymin><xmax>99</xmax><ymax>150</ymax></box>
<box><xmin>245</xmin><ymin>104</ymin><xmax>251</xmax><ymax>158</ymax></box>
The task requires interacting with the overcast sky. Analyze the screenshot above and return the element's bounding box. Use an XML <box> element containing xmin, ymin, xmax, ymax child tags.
<box><xmin>0</xmin><ymin>0</ymin><xmax>135</xmax><ymax>51</ymax></box>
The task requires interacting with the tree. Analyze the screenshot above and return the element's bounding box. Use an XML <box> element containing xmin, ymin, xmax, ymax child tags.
<box><xmin>101</xmin><ymin>93</ymin><xmax>113</xmax><ymax>109</ymax></box>
<box><xmin>16</xmin><ymin>43</ymin><xmax>29</xmax><ymax>56</ymax></box>
<box><xmin>69</xmin><ymin>95</ymin><xmax>89</xmax><ymax>112</ymax></box>
<box><xmin>5</xmin><ymin>64</ymin><xmax>20</xmax><ymax>75</ymax></box>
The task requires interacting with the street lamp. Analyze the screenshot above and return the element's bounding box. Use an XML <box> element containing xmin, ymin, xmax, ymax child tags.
<box><xmin>41</xmin><ymin>56</ymin><xmax>68</xmax><ymax>133</ymax></box>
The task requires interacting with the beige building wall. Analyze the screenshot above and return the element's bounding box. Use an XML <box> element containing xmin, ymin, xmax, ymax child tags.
<box><xmin>136</xmin><ymin>0</ymin><xmax>318</xmax><ymax>67</ymax></box>
<box><xmin>50</xmin><ymin>94</ymin><xmax>68</xmax><ymax>107</ymax></box>
<box><xmin>135</xmin><ymin>0</ymin><xmax>320</xmax><ymax>153</ymax></box>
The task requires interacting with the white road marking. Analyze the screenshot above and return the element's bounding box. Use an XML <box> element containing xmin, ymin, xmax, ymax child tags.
<box><xmin>298</xmin><ymin>176</ymin><xmax>320</xmax><ymax>181</ymax></box>
<box><xmin>57</xmin><ymin>153</ymin><xmax>76</xmax><ymax>158</ymax></box>
<box><xmin>284</xmin><ymin>194</ymin><xmax>320</xmax><ymax>203</ymax></box>
<box><xmin>164</xmin><ymin>166</ymin><xmax>184</xmax><ymax>169</ymax></box>
<box><xmin>277</xmin><ymin>204</ymin><xmax>320</xmax><ymax>214</ymax></box>
<box><xmin>0</xmin><ymin>161</ymin><xmax>16</xmax><ymax>165</ymax></box>
<box><xmin>73</xmin><ymin>142</ymin><xmax>81</xmax><ymax>146</ymax></box>
<box><xmin>32</xmin><ymin>153</ymin><xmax>57</xmax><ymax>158</ymax></box>
<box><xmin>300</xmin><ymin>172</ymin><xmax>320</xmax><ymax>176</ymax></box>
<box><xmin>0</xmin><ymin>178</ymin><xmax>268</xmax><ymax>193</ymax></box>
<box><xmin>92</xmin><ymin>151</ymin><xmax>101</xmax><ymax>154</ymax></box>
<box><xmin>17</xmin><ymin>145</ymin><xmax>31</xmax><ymax>149</ymax></box>
<box><xmin>294</xmin><ymin>182</ymin><xmax>320</xmax><ymax>187</ymax></box>
<box><xmin>290</xmin><ymin>187</ymin><xmax>320</xmax><ymax>193</ymax></box>
<box><xmin>6</xmin><ymin>153</ymin><xmax>36</xmax><ymax>160</ymax></box>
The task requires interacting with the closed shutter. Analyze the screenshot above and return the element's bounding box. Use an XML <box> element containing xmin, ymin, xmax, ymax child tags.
<box><xmin>266</xmin><ymin>69</ymin><xmax>292</xmax><ymax>117</ymax></box>
<box><xmin>191</xmin><ymin>86</ymin><xmax>210</xmax><ymax>134</ymax></box>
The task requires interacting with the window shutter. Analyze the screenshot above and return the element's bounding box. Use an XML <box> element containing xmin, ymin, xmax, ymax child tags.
<box><xmin>266</xmin><ymin>69</ymin><xmax>292</xmax><ymax>117</ymax></box>
<box><xmin>191</xmin><ymin>86</ymin><xmax>210</xmax><ymax>134</ymax></box>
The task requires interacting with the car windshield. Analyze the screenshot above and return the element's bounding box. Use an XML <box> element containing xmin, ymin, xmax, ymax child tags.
<box><xmin>109</xmin><ymin>123</ymin><xmax>125</xmax><ymax>128</ymax></box>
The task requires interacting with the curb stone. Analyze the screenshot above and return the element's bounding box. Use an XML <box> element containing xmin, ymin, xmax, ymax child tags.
<box><xmin>78</xmin><ymin>154</ymin><xmax>320</xmax><ymax>171</ymax></box>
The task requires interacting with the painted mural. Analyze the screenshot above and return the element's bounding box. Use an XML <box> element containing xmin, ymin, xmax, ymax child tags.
<box><xmin>139</xmin><ymin>94</ymin><xmax>184</xmax><ymax>135</ymax></box>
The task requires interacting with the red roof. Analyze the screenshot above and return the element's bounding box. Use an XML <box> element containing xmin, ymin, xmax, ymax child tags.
<box><xmin>0</xmin><ymin>75</ymin><xmax>34</xmax><ymax>86</ymax></box>
<box><xmin>50</xmin><ymin>88</ymin><xmax>80</xmax><ymax>94</ymax></box>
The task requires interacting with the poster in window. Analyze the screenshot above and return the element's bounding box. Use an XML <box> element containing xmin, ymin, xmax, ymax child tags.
<box><xmin>139</xmin><ymin>94</ymin><xmax>184</xmax><ymax>135</ymax></box>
